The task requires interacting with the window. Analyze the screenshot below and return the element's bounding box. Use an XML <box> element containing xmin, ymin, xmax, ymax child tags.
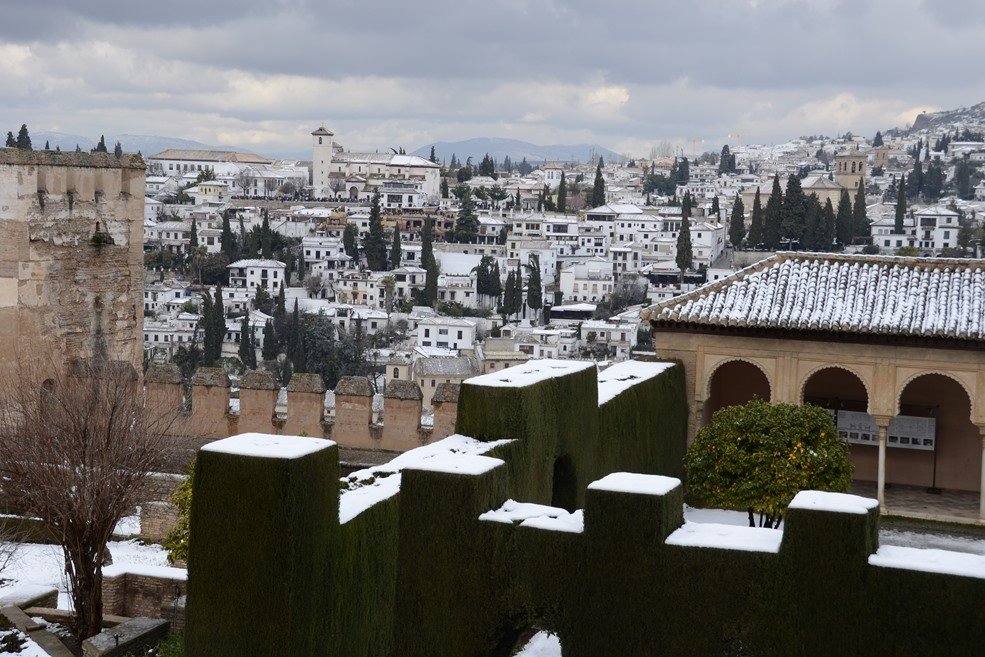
<box><xmin>457</xmin><ymin>331</ymin><xmax>463</xmax><ymax>340</ymax></box>
<box><xmin>393</xmin><ymin>368</ymin><xmax>399</xmax><ymax>379</ymax></box>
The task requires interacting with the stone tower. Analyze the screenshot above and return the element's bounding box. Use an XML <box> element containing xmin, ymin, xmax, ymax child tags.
<box><xmin>834</xmin><ymin>149</ymin><xmax>866</xmax><ymax>192</ymax></box>
<box><xmin>0</xmin><ymin>149</ymin><xmax>146</xmax><ymax>375</ymax></box>
<box><xmin>311</xmin><ymin>126</ymin><xmax>335</xmax><ymax>199</ymax></box>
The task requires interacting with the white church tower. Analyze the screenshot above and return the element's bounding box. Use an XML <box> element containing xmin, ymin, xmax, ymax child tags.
<box><xmin>311</xmin><ymin>126</ymin><xmax>335</xmax><ymax>199</ymax></box>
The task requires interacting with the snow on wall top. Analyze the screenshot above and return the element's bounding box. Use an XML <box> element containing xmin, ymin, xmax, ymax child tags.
<box><xmin>201</xmin><ymin>433</ymin><xmax>335</xmax><ymax>460</ymax></box>
<box><xmin>597</xmin><ymin>360</ymin><xmax>675</xmax><ymax>406</ymax></box>
<box><xmin>642</xmin><ymin>253</ymin><xmax>985</xmax><ymax>342</ymax></box>
<box><xmin>788</xmin><ymin>490</ymin><xmax>879</xmax><ymax>515</ymax></box>
<box><xmin>587</xmin><ymin>472</ymin><xmax>681</xmax><ymax>496</ymax></box>
<box><xmin>666</xmin><ymin>522</ymin><xmax>783</xmax><ymax>553</ymax></box>
<box><xmin>338</xmin><ymin>434</ymin><xmax>513</xmax><ymax>524</ymax></box>
<box><xmin>869</xmin><ymin>545</ymin><xmax>985</xmax><ymax>580</ymax></box>
<box><xmin>464</xmin><ymin>359</ymin><xmax>596</xmax><ymax>388</ymax></box>
<box><xmin>404</xmin><ymin>454</ymin><xmax>503</xmax><ymax>476</ymax></box>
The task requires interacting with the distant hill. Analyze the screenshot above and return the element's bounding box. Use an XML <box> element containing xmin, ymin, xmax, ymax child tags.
<box><xmin>897</xmin><ymin>101</ymin><xmax>985</xmax><ymax>136</ymax></box>
<box><xmin>26</xmin><ymin>131</ymin><xmax>249</xmax><ymax>157</ymax></box>
<box><xmin>412</xmin><ymin>137</ymin><xmax>627</xmax><ymax>166</ymax></box>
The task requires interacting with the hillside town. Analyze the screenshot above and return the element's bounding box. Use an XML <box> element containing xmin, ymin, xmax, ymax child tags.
<box><xmin>137</xmin><ymin>123</ymin><xmax>985</xmax><ymax>426</ymax></box>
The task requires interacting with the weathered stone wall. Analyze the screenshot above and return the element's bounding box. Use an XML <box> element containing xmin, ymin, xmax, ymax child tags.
<box><xmin>140</xmin><ymin>501</ymin><xmax>179</xmax><ymax>543</ymax></box>
<box><xmin>101</xmin><ymin>566</ymin><xmax>187</xmax><ymax>620</ymax></box>
<box><xmin>0</xmin><ymin>150</ymin><xmax>146</xmax><ymax>376</ymax></box>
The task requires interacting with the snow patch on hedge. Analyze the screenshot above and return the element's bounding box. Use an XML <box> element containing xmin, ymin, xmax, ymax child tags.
<box><xmin>666</xmin><ymin>522</ymin><xmax>783</xmax><ymax>553</ymax></box>
<box><xmin>789</xmin><ymin>490</ymin><xmax>878</xmax><ymax>515</ymax></box>
<box><xmin>869</xmin><ymin>545</ymin><xmax>985</xmax><ymax>580</ymax></box>
<box><xmin>588</xmin><ymin>472</ymin><xmax>680</xmax><ymax>496</ymax></box>
<box><xmin>464</xmin><ymin>359</ymin><xmax>595</xmax><ymax>388</ymax></box>
<box><xmin>597</xmin><ymin>360</ymin><xmax>675</xmax><ymax>406</ymax></box>
<box><xmin>202</xmin><ymin>433</ymin><xmax>334</xmax><ymax>460</ymax></box>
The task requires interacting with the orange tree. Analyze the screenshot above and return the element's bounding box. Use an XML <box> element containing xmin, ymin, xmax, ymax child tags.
<box><xmin>684</xmin><ymin>399</ymin><xmax>853</xmax><ymax>528</ymax></box>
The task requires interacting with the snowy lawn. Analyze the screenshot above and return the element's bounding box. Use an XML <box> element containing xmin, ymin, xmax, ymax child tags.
<box><xmin>0</xmin><ymin>540</ymin><xmax>171</xmax><ymax>609</ymax></box>
<box><xmin>516</xmin><ymin>631</ymin><xmax>561</xmax><ymax>657</ymax></box>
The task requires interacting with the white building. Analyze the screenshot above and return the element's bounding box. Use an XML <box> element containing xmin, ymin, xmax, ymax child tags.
<box><xmin>227</xmin><ymin>259</ymin><xmax>287</xmax><ymax>292</ymax></box>
<box><xmin>559</xmin><ymin>258</ymin><xmax>615</xmax><ymax>303</ymax></box>
<box><xmin>417</xmin><ymin>317</ymin><xmax>477</xmax><ymax>351</ymax></box>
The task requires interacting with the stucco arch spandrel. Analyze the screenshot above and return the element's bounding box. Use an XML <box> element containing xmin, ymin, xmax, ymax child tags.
<box><xmin>797</xmin><ymin>363</ymin><xmax>875</xmax><ymax>414</ymax></box>
<box><xmin>895</xmin><ymin>368</ymin><xmax>977</xmax><ymax>420</ymax></box>
<box><xmin>701</xmin><ymin>355</ymin><xmax>775</xmax><ymax>402</ymax></box>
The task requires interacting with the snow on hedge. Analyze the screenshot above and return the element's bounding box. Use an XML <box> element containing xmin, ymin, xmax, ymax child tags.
<box><xmin>339</xmin><ymin>434</ymin><xmax>513</xmax><ymax>524</ymax></box>
<box><xmin>515</xmin><ymin>631</ymin><xmax>562</xmax><ymax>656</ymax></box>
<box><xmin>666</xmin><ymin>522</ymin><xmax>783</xmax><ymax>553</ymax></box>
<box><xmin>646</xmin><ymin>253</ymin><xmax>985</xmax><ymax>341</ymax></box>
<box><xmin>479</xmin><ymin>500</ymin><xmax>584</xmax><ymax>533</ymax></box>
<box><xmin>869</xmin><ymin>545</ymin><xmax>985</xmax><ymax>580</ymax></box>
<box><xmin>788</xmin><ymin>490</ymin><xmax>879</xmax><ymax>515</ymax></box>
<box><xmin>596</xmin><ymin>360</ymin><xmax>675</xmax><ymax>406</ymax></box>
<box><xmin>202</xmin><ymin>433</ymin><xmax>334</xmax><ymax>460</ymax></box>
<box><xmin>587</xmin><ymin>472</ymin><xmax>681</xmax><ymax>496</ymax></box>
<box><xmin>520</xmin><ymin>510</ymin><xmax>584</xmax><ymax>534</ymax></box>
<box><xmin>464</xmin><ymin>359</ymin><xmax>595</xmax><ymax>388</ymax></box>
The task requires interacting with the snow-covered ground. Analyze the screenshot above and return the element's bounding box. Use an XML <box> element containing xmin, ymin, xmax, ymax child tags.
<box><xmin>516</xmin><ymin>631</ymin><xmax>561</xmax><ymax>656</ymax></box>
<box><xmin>0</xmin><ymin>539</ymin><xmax>170</xmax><ymax>609</ymax></box>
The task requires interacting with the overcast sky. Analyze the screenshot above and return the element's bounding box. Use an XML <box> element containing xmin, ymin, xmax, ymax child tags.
<box><xmin>0</xmin><ymin>0</ymin><xmax>980</xmax><ymax>157</ymax></box>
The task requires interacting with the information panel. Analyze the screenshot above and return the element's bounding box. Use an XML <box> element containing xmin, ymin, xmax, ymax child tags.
<box><xmin>836</xmin><ymin>410</ymin><xmax>879</xmax><ymax>446</ymax></box>
<box><xmin>833</xmin><ymin>412</ymin><xmax>936</xmax><ymax>451</ymax></box>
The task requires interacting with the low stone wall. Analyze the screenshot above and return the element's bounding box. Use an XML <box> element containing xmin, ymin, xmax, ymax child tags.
<box><xmin>102</xmin><ymin>565</ymin><xmax>187</xmax><ymax>621</ymax></box>
<box><xmin>140</xmin><ymin>501</ymin><xmax>179</xmax><ymax>543</ymax></box>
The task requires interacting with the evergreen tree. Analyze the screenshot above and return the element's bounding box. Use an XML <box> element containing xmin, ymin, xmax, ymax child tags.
<box><xmin>363</xmin><ymin>192</ymin><xmax>387</xmax><ymax>270</ymax></box>
<box><xmin>247</xmin><ymin>325</ymin><xmax>258</xmax><ymax>368</ymax></box>
<box><xmin>591</xmin><ymin>161</ymin><xmax>606</xmax><ymax>207</ymax></box>
<box><xmin>718</xmin><ymin>145</ymin><xmax>734</xmax><ymax>174</ymax></box>
<box><xmin>557</xmin><ymin>172</ymin><xmax>567</xmax><ymax>213</ymax></box>
<box><xmin>4</xmin><ymin>132</ymin><xmax>13</xmax><ymax>148</ymax></box>
<box><xmin>503</xmin><ymin>270</ymin><xmax>517</xmax><ymax>316</ymax></box>
<box><xmin>821</xmin><ymin>198</ymin><xmax>836</xmax><ymax>251</ymax></box>
<box><xmin>390</xmin><ymin>225</ymin><xmax>401</xmax><ymax>270</ymax></box>
<box><xmin>449</xmin><ymin>154</ymin><xmax>458</xmax><ymax>169</ymax></box>
<box><xmin>44</xmin><ymin>140</ymin><xmax>50</xmax><ymax>150</ymax></box>
<box><xmin>422</xmin><ymin>217</ymin><xmax>438</xmax><ymax>306</ymax></box>
<box><xmin>895</xmin><ymin>177</ymin><xmax>907</xmax><ymax>234</ymax></box>
<box><xmin>676</xmin><ymin>157</ymin><xmax>690</xmax><ymax>184</ymax></box>
<box><xmin>780</xmin><ymin>174</ymin><xmax>807</xmax><ymax>246</ymax></box>
<box><xmin>253</xmin><ymin>283</ymin><xmax>273</xmax><ymax>314</ymax></box>
<box><xmin>748</xmin><ymin>188</ymin><xmax>765</xmax><ymax>248</ymax></box>
<box><xmin>853</xmin><ymin>182</ymin><xmax>869</xmax><ymax>241</ymax></box>
<box><xmin>513</xmin><ymin>266</ymin><xmax>524</xmax><ymax>316</ymax></box>
<box><xmin>955</xmin><ymin>157</ymin><xmax>973</xmax><ymax>200</ymax></box>
<box><xmin>676</xmin><ymin>192</ymin><xmax>694</xmax><ymax>274</ymax></box>
<box><xmin>836</xmin><ymin>188</ymin><xmax>854</xmax><ymax>247</ymax></box>
<box><xmin>454</xmin><ymin>188</ymin><xmax>479</xmax><ymax>243</ymax></box>
<box><xmin>728</xmin><ymin>196</ymin><xmax>745</xmax><ymax>247</ymax></box>
<box><xmin>276</xmin><ymin>284</ymin><xmax>286</xmax><ymax>316</ymax></box>
<box><xmin>907</xmin><ymin>159</ymin><xmax>923</xmax><ymax>198</ymax></box>
<box><xmin>260</xmin><ymin>212</ymin><xmax>272</xmax><ymax>259</ymax></box>
<box><xmin>15</xmin><ymin>124</ymin><xmax>31</xmax><ymax>150</ymax></box>
<box><xmin>489</xmin><ymin>261</ymin><xmax>502</xmax><ymax>299</ymax></box>
<box><xmin>289</xmin><ymin>300</ymin><xmax>304</xmax><ymax>372</ymax></box>
<box><xmin>262</xmin><ymin>320</ymin><xmax>278</xmax><ymax>361</ymax></box>
<box><xmin>114</xmin><ymin>141</ymin><xmax>123</xmax><ymax>158</ymax></box>
<box><xmin>429</xmin><ymin>145</ymin><xmax>437</xmax><ymax>163</ymax></box>
<box><xmin>802</xmin><ymin>195</ymin><xmax>822</xmax><ymax>251</ymax></box>
<box><xmin>202</xmin><ymin>286</ymin><xmax>224</xmax><ymax>366</ymax></box>
<box><xmin>189</xmin><ymin>217</ymin><xmax>198</xmax><ymax>249</ymax></box>
<box><xmin>873</xmin><ymin>131</ymin><xmax>884</xmax><ymax>147</ymax></box>
<box><xmin>764</xmin><ymin>175</ymin><xmax>783</xmax><ymax>249</ymax></box>
<box><xmin>238</xmin><ymin>314</ymin><xmax>252</xmax><ymax>366</ymax></box>
<box><xmin>220</xmin><ymin>211</ymin><xmax>236</xmax><ymax>260</ymax></box>
<box><xmin>94</xmin><ymin>135</ymin><xmax>107</xmax><ymax>153</ymax></box>
<box><xmin>342</xmin><ymin>223</ymin><xmax>359</xmax><ymax>260</ymax></box>
<box><xmin>440</xmin><ymin>178</ymin><xmax>449</xmax><ymax>198</ymax></box>
<box><xmin>923</xmin><ymin>160</ymin><xmax>945</xmax><ymax>200</ymax></box>
<box><xmin>711</xmin><ymin>196</ymin><xmax>721</xmax><ymax>223</ymax></box>
<box><xmin>526</xmin><ymin>255</ymin><xmax>542</xmax><ymax>313</ymax></box>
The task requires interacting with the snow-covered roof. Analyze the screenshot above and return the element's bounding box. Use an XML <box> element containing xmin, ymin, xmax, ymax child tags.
<box><xmin>642</xmin><ymin>253</ymin><xmax>985</xmax><ymax>343</ymax></box>
<box><xmin>228</xmin><ymin>259</ymin><xmax>287</xmax><ymax>269</ymax></box>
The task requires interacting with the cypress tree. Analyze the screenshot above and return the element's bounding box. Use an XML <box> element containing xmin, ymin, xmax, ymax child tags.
<box><xmin>503</xmin><ymin>270</ymin><xmax>517</xmax><ymax>316</ymax></box>
<box><xmin>44</xmin><ymin>140</ymin><xmax>50</xmax><ymax>150</ymax></box>
<box><xmin>764</xmin><ymin>175</ymin><xmax>783</xmax><ymax>250</ymax></box>
<box><xmin>489</xmin><ymin>261</ymin><xmax>502</xmax><ymax>299</ymax></box>
<box><xmin>836</xmin><ymin>189</ymin><xmax>854</xmax><ymax>247</ymax></box>
<box><xmin>895</xmin><ymin>177</ymin><xmax>907</xmax><ymax>234</ymax></box>
<box><xmin>114</xmin><ymin>141</ymin><xmax>123</xmax><ymax>158</ymax></box>
<box><xmin>557</xmin><ymin>172</ymin><xmax>567</xmax><ymax>213</ymax></box>
<box><xmin>220</xmin><ymin>212</ymin><xmax>236</xmax><ymax>260</ymax></box>
<box><xmin>15</xmin><ymin>124</ymin><xmax>31</xmax><ymax>150</ymax></box>
<box><xmin>853</xmin><ymin>182</ymin><xmax>869</xmax><ymax>241</ymax></box>
<box><xmin>189</xmin><ymin>217</ymin><xmax>198</xmax><ymax>248</ymax></box>
<box><xmin>440</xmin><ymin>178</ymin><xmax>449</xmax><ymax>199</ymax></box>
<box><xmin>513</xmin><ymin>266</ymin><xmax>524</xmax><ymax>316</ymax></box>
<box><xmin>288</xmin><ymin>299</ymin><xmax>304</xmax><ymax>371</ymax></box>
<box><xmin>276</xmin><ymin>284</ymin><xmax>286</xmax><ymax>316</ymax></box>
<box><xmin>802</xmin><ymin>195</ymin><xmax>821</xmax><ymax>250</ymax></box>
<box><xmin>873</xmin><ymin>131</ymin><xmax>884</xmax><ymax>147</ymax></box>
<box><xmin>526</xmin><ymin>255</ymin><xmax>542</xmax><ymax>313</ymax></box>
<box><xmin>591</xmin><ymin>161</ymin><xmax>605</xmax><ymax>207</ymax></box>
<box><xmin>728</xmin><ymin>196</ymin><xmax>745</xmax><ymax>247</ymax></box>
<box><xmin>748</xmin><ymin>188</ymin><xmax>765</xmax><ymax>248</ymax></box>
<box><xmin>390</xmin><ymin>225</ymin><xmax>401</xmax><ymax>270</ymax></box>
<box><xmin>676</xmin><ymin>192</ymin><xmax>694</xmax><ymax>274</ymax></box>
<box><xmin>454</xmin><ymin>188</ymin><xmax>479</xmax><ymax>243</ymax></box>
<box><xmin>821</xmin><ymin>198</ymin><xmax>836</xmax><ymax>251</ymax></box>
<box><xmin>342</xmin><ymin>223</ymin><xmax>358</xmax><ymax>259</ymax></box>
<box><xmin>247</xmin><ymin>325</ymin><xmax>258</xmax><ymax>368</ymax></box>
<box><xmin>94</xmin><ymin>135</ymin><xmax>107</xmax><ymax>153</ymax></box>
<box><xmin>711</xmin><ymin>196</ymin><xmax>721</xmax><ymax>223</ymax></box>
<box><xmin>780</xmin><ymin>175</ymin><xmax>807</xmax><ymax>246</ymax></box>
<box><xmin>5</xmin><ymin>132</ymin><xmax>15</xmax><ymax>147</ymax></box>
<box><xmin>262</xmin><ymin>320</ymin><xmax>278</xmax><ymax>361</ymax></box>
<box><xmin>260</xmin><ymin>212</ymin><xmax>272</xmax><ymax>259</ymax></box>
<box><xmin>364</xmin><ymin>192</ymin><xmax>387</xmax><ymax>270</ymax></box>
<box><xmin>238</xmin><ymin>314</ymin><xmax>252</xmax><ymax>366</ymax></box>
<box><xmin>429</xmin><ymin>146</ymin><xmax>437</xmax><ymax>163</ymax></box>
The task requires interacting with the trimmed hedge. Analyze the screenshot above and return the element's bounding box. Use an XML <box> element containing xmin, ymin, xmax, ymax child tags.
<box><xmin>184</xmin><ymin>443</ymin><xmax>338</xmax><ymax>657</ymax></box>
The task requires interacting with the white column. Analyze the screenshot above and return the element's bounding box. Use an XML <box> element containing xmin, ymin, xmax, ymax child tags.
<box><xmin>877</xmin><ymin>422</ymin><xmax>889</xmax><ymax>510</ymax></box>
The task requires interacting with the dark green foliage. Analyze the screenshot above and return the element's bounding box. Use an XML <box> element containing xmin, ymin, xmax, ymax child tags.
<box><xmin>16</xmin><ymin>124</ymin><xmax>31</xmax><ymax>150</ymax></box>
<box><xmin>780</xmin><ymin>174</ymin><xmax>807</xmax><ymax>246</ymax></box>
<box><xmin>923</xmin><ymin>159</ymin><xmax>945</xmax><ymax>200</ymax></box>
<box><xmin>421</xmin><ymin>217</ymin><xmax>438</xmax><ymax>307</ymax></box>
<box><xmin>4</xmin><ymin>132</ymin><xmax>14</xmax><ymax>147</ymax></box>
<box><xmin>728</xmin><ymin>195</ymin><xmax>745</xmax><ymax>247</ymax></box>
<box><xmin>342</xmin><ymin>223</ymin><xmax>359</xmax><ymax>260</ymax></box>
<box><xmin>591</xmin><ymin>161</ymin><xmax>605</xmax><ymax>207</ymax></box>
<box><xmin>364</xmin><ymin>193</ymin><xmax>387</xmax><ymax>270</ymax></box>
<box><xmin>685</xmin><ymin>399</ymin><xmax>853</xmax><ymax>525</ymax></box>
<box><xmin>200</xmin><ymin>287</ymin><xmax>224</xmax><ymax>367</ymax></box>
<box><xmin>454</xmin><ymin>188</ymin><xmax>479</xmax><ymax>243</ymax></box>
<box><xmin>853</xmin><ymin>182</ymin><xmax>870</xmax><ymax>240</ymax></box>
<box><xmin>261</xmin><ymin>320</ymin><xmax>278</xmax><ymax>361</ymax></box>
<box><xmin>185</xmin><ymin>442</ymin><xmax>339</xmax><ymax>657</ymax></box>
<box><xmin>836</xmin><ymin>188</ymin><xmax>854</xmax><ymax>246</ymax></box>
<box><xmin>220</xmin><ymin>211</ymin><xmax>236</xmax><ymax>260</ymax></box>
<box><xmin>237</xmin><ymin>314</ymin><xmax>252</xmax><ymax>366</ymax></box>
<box><xmin>873</xmin><ymin>130</ymin><xmax>883</xmax><ymax>147</ymax></box>
<box><xmin>474</xmin><ymin>255</ymin><xmax>502</xmax><ymax>298</ymax></box>
<box><xmin>189</xmin><ymin>217</ymin><xmax>198</xmax><ymax>249</ymax></box>
<box><xmin>525</xmin><ymin>255</ymin><xmax>542</xmax><ymax>312</ymax></box>
<box><xmin>718</xmin><ymin>144</ymin><xmax>736</xmax><ymax>174</ymax></box>
<box><xmin>440</xmin><ymin>178</ymin><xmax>449</xmax><ymax>198</ymax></box>
<box><xmin>895</xmin><ymin>176</ymin><xmax>906</xmax><ymax>234</ymax></box>
<box><xmin>764</xmin><ymin>174</ymin><xmax>783</xmax><ymax>249</ymax></box>
<box><xmin>556</xmin><ymin>171</ymin><xmax>566</xmax><ymax>212</ymax></box>
<box><xmin>676</xmin><ymin>192</ymin><xmax>693</xmax><ymax>272</ymax></box>
<box><xmin>746</xmin><ymin>188</ymin><xmax>764</xmax><ymax>248</ymax></box>
<box><xmin>114</xmin><ymin>141</ymin><xmax>123</xmax><ymax>158</ymax></box>
<box><xmin>260</xmin><ymin>212</ymin><xmax>272</xmax><ymax>259</ymax></box>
